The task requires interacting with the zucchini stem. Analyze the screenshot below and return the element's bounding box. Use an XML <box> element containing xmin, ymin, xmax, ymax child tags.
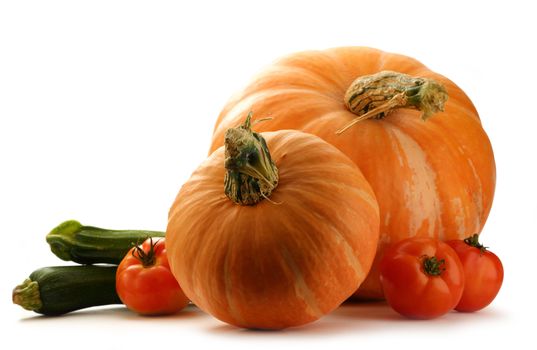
<box><xmin>12</xmin><ymin>278</ymin><xmax>43</xmax><ymax>312</ymax></box>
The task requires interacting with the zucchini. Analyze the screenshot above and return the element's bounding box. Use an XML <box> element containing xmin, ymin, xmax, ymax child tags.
<box><xmin>12</xmin><ymin>265</ymin><xmax>122</xmax><ymax>315</ymax></box>
<box><xmin>46</xmin><ymin>220</ymin><xmax>165</xmax><ymax>264</ymax></box>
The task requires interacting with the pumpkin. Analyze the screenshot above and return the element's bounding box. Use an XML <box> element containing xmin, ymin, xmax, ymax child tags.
<box><xmin>209</xmin><ymin>47</ymin><xmax>496</xmax><ymax>299</ymax></box>
<box><xmin>166</xmin><ymin>115</ymin><xmax>379</xmax><ymax>329</ymax></box>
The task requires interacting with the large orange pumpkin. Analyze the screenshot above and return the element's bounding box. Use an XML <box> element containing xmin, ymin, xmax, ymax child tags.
<box><xmin>166</xmin><ymin>116</ymin><xmax>379</xmax><ymax>329</ymax></box>
<box><xmin>210</xmin><ymin>47</ymin><xmax>496</xmax><ymax>299</ymax></box>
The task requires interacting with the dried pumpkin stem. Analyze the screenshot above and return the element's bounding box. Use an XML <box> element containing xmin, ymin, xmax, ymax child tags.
<box><xmin>337</xmin><ymin>71</ymin><xmax>448</xmax><ymax>134</ymax></box>
<box><xmin>224</xmin><ymin>112</ymin><xmax>279</xmax><ymax>206</ymax></box>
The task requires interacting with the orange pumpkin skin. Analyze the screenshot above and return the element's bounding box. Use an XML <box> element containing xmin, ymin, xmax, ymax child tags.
<box><xmin>166</xmin><ymin>130</ymin><xmax>379</xmax><ymax>329</ymax></box>
<box><xmin>210</xmin><ymin>47</ymin><xmax>496</xmax><ymax>299</ymax></box>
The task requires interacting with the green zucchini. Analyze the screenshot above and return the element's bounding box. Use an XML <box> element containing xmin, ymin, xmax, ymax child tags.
<box><xmin>12</xmin><ymin>265</ymin><xmax>122</xmax><ymax>315</ymax></box>
<box><xmin>46</xmin><ymin>220</ymin><xmax>165</xmax><ymax>264</ymax></box>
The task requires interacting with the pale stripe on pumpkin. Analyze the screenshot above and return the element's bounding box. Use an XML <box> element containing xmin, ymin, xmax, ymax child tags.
<box><xmin>387</xmin><ymin>124</ymin><xmax>444</xmax><ymax>239</ymax></box>
<box><xmin>308</xmin><ymin>205</ymin><xmax>366</xmax><ymax>281</ymax></box>
<box><xmin>279</xmin><ymin>246</ymin><xmax>324</xmax><ymax>319</ymax></box>
<box><xmin>464</xmin><ymin>154</ymin><xmax>484</xmax><ymax>235</ymax></box>
<box><xmin>332</xmin><ymin>227</ymin><xmax>366</xmax><ymax>280</ymax></box>
<box><xmin>350</xmin><ymin>187</ymin><xmax>379</xmax><ymax>214</ymax></box>
<box><xmin>223</xmin><ymin>243</ymin><xmax>246</xmax><ymax>327</ymax></box>
<box><xmin>450</xmin><ymin>197</ymin><xmax>467</xmax><ymax>237</ymax></box>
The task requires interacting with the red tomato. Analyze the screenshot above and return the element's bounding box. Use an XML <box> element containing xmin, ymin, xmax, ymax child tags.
<box><xmin>116</xmin><ymin>237</ymin><xmax>189</xmax><ymax>315</ymax></box>
<box><xmin>379</xmin><ymin>237</ymin><xmax>465</xmax><ymax>319</ymax></box>
<box><xmin>446</xmin><ymin>234</ymin><xmax>503</xmax><ymax>312</ymax></box>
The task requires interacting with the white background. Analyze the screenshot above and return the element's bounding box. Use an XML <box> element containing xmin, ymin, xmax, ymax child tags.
<box><xmin>1</xmin><ymin>1</ymin><xmax>536</xmax><ymax>349</ymax></box>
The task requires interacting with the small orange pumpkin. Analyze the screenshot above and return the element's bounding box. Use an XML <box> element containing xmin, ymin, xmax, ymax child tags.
<box><xmin>166</xmin><ymin>115</ymin><xmax>379</xmax><ymax>329</ymax></box>
<box><xmin>210</xmin><ymin>47</ymin><xmax>496</xmax><ymax>299</ymax></box>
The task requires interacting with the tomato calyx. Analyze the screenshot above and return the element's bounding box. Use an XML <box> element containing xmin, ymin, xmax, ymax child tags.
<box><xmin>132</xmin><ymin>237</ymin><xmax>160</xmax><ymax>267</ymax></box>
<box><xmin>421</xmin><ymin>255</ymin><xmax>446</xmax><ymax>276</ymax></box>
<box><xmin>463</xmin><ymin>234</ymin><xmax>488</xmax><ymax>255</ymax></box>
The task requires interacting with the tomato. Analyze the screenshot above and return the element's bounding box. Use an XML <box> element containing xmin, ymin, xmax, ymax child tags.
<box><xmin>446</xmin><ymin>234</ymin><xmax>504</xmax><ymax>312</ymax></box>
<box><xmin>379</xmin><ymin>237</ymin><xmax>465</xmax><ymax>319</ymax></box>
<box><xmin>116</xmin><ymin>237</ymin><xmax>189</xmax><ymax>315</ymax></box>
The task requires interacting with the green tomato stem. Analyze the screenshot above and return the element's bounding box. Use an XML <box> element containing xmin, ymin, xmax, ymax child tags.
<box><xmin>132</xmin><ymin>237</ymin><xmax>160</xmax><ymax>267</ymax></box>
<box><xmin>421</xmin><ymin>255</ymin><xmax>446</xmax><ymax>276</ymax></box>
<box><xmin>463</xmin><ymin>233</ymin><xmax>488</xmax><ymax>254</ymax></box>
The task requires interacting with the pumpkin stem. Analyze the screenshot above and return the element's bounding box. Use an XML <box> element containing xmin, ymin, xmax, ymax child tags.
<box><xmin>224</xmin><ymin>112</ymin><xmax>279</xmax><ymax>205</ymax></box>
<box><xmin>337</xmin><ymin>71</ymin><xmax>448</xmax><ymax>134</ymax></box>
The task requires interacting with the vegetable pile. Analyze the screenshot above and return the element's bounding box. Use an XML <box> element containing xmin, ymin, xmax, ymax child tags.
<box><xmin>13</xmin><ymin>221</ymin><xmax>187</xmax><ymax>316</ymax></box>
<box><xmin>13</xmin><ymin>46</ymin><xmax>502</xmax><ymax>329</ymax></box>
<box><xmin>210</xmin><ymin>47</ymin><xmax>496</xmax><ymax>299</ymax></box>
